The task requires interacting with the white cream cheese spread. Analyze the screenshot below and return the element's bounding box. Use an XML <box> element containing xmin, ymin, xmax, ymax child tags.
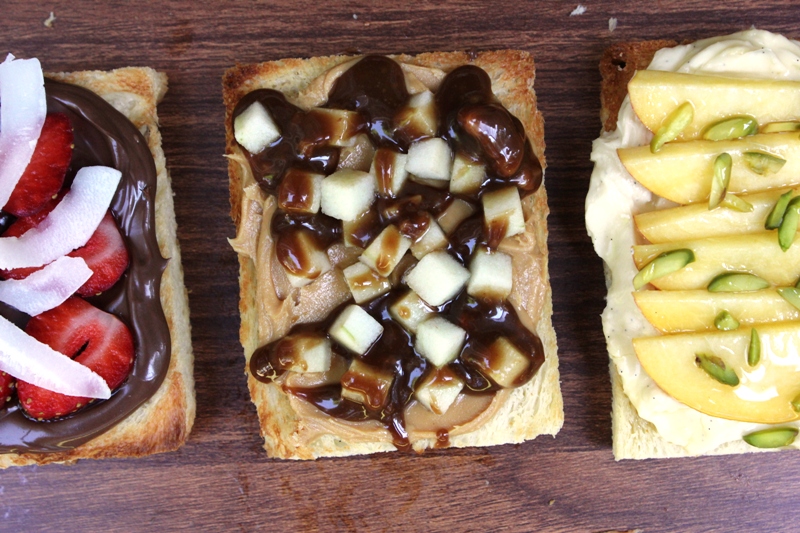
<box><xmin>586</xmin><ymin>29</ymin><xmax>800</xmax><ymax>454</ymax></box>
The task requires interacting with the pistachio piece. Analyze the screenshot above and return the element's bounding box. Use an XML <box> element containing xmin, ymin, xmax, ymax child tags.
<box><xmin>743</xmin><ymin>151</ymin><xmax>787</xmax><ymax>176</ymax></box>
<box><xmin>748</xmin><ymin>328</ymin><xmax>761</xmax><ymax>367</ymax></box>
<box><xmin>632</xmin><ymin>248</ymin><xmax>695</xmax><ymax>290</ymax></box>
<box><xmin>650</xmin><ymin>102</ymin><xmax>694</xmax><ymax>153</ymax></box>
<box><xmin>765</xmin><ymin>190</ymin><xmax>794</xmax><ymax>229</ymax></box>
<box><xmin>708</xmin><ymin>153</ymin><xmax>732</xmax><ymax>209</ymax></box>
<box><xmin>792</xmin><ymin>392</ymin><xmax>800</xmax><ymax>413</ymax></box>
<box><xmin>743</xmin><ymin>427</ymin><xmax>798</xmax><ymax>449</ymax></box>
<box><xmin>695</xmin><ymin>353</ymin><xmax>739</xmax><ymax>386</ymax></box>
<box><xmin>720</xmin><ymin>193</ymin><xmax>754</xmax><ymax>212</ymax></box>
<box><xmin>778</xmin><ymin>197</ymin><xmax>800</xmax><ymax>251</ymax></box>
<box><xmin>702</xmin><ymin>115</ymin><xmax>758</xmax><ymax>141</ymax></box>
<box><xmin>714</xmin><ymin>310</ymin><xmax>739</xmax><ymax>331</ymax></box>
<box><xmin>761</xmin><ymin>121</ymin><xmax>800</xmax><ymax>134</ymax></box>
<box><xmin>778</xmin><ymin>287</ymin><xmax>800</xmax><ymax>311</ymax></box>
<box><xmin>707</xmin><ymin>272</ymin><xmax>770</xmax><ymax>292</ymax></box>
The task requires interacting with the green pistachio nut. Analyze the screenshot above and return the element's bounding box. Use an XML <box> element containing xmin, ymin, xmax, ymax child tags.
<box><xmin>743</xmin><ymin>151</ymin><xmax>786</xmax><ymax>176</ymax></box>
<box><xmin>748</xmin><ymin>328</ymin><xmax>761</xmax><ymax>367</ymax></box>
<box><xmin>707</xmin><ymin>272</ymin><xmax>770</xmax><ymax>292</ymax></box>
<box><xmin>761</xmin><ymin>121</ymin><xmax>800</xmax><ymax>134</ymax></box>
<box><xmin>792</xmin><ymin>392</ymin><xmax>800</xmax><ymax>413</ymax></box>
<box><xmin>702</xmin><ymin>115</ymin><xmax>758</xmax><ymax>141</ymax></box>
<box><xmin>695</xmin><ymin>353</ymin><xmax>739</xmax><ymax>386</ymax></box>
<box><xmin>743</xmin><ymin>427</ymin><xmax>798</xmax><ymax>449</ymax></box>
<box><xmin>650</xmin><ymin>102</ymin><xmax>694</xmax><ymax>153</ymax></box>
<box><xmin>709</xmin><ymin>153</ymin><xmax>732</xmax><ymax>209</ymax></box>
<box><xmin>633</xmin><ymin>249</ymin><xmax>695</xmax><ymax>290</ymax></box>
<box><xmin>778</xmin><ymin>197</ymin><xmax>800</xmax><ymax>251</ymax></box>
<box><xmin>778</xmin><ymin>287</ymin><xmax>800</xmax><ymax>311</ymax></box>
<box><xmin>720</xmin><ymin>194</ymin><xmax>754</xmax><ymax>213</ymax></box>
<box><xmin>714</xmin><ymin>310</ymin><xmax>739</xmax><ymax>331</ymax></box>
<box><xmin>765</xmin><ymin>190</ymin><xmax>794</xmax><ymax>230</ymax></box>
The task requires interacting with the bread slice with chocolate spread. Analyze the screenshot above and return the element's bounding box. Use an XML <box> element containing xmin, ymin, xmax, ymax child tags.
<box><xmin>224</xmin><ymin>51</ymin><xmax>562</xmax><ymax>459</ymax></box>
<box><xmin>0</xmin><ymin>67</ymin><xmax>195</xmax><ymax>467</ymax></box>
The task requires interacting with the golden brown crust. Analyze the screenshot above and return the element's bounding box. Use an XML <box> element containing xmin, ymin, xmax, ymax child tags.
<box><xmin>599</xmin><ymin>40</ymin><xmax>677</xmax><ymax>132</ymax></box>
<box><xmin>225</xmin><ymin>51</ymin><xmax>563</xmax><ymax>459</ymax></box>
<box><xmin>0</xmin><ymin>67</ymin><xmax>195</xmax><ymax>468</ymax></box>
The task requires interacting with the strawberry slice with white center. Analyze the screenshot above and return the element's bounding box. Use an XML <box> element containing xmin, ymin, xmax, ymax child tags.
<box><xmin>17</xmin><ymin>297</ymin><xmax>135</xmax><ymax>420</ymax></box>
<box><xmin>3</xmin><ymin>113</ymin><xmax>74</xmax><ymax>217</ymax></box>
<box><xmin>1</xmin><ymin>195</ymin><xmax>129</xmax><ymax>296</ymax></box>
<box><xmin>0</xmin><ymin>371</ymin><xmax>14</xmax><ymax>409</ymax></box>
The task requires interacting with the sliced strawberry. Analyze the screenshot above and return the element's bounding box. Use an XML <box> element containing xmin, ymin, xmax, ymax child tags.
<box><xmin>0</xmin><ymin>371</ymin><xmax>15</xmax><ymax>409</ymax></box>
<box><xmin>3</xmin><ymin>113</ymin><xmax>74</xmax><ymax>218</ymax></box>
<box><xmin>69</xmin><ymin>213</ymin><xmax>129</xmax><ymax>296</ymax></box>
<box><xmin>17</xmin><ymin>297</ymin><xmax>135</xmax><ymax>420</ymax></box>
<box><xmin>0</xmin><ymin>201</ymin><xmax>129</xmax><ymax>296</ymax></box>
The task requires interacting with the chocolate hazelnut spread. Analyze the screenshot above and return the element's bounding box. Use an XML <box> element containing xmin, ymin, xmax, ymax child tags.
<box><xmin>239</xmin><ymin>56</ymin><xmax>545</xmax><ymax>450</ymax></box>
<box><xmin>0</xmin><ymin>79</ymin><xmax>170</xmax><ymax>453</ymax></box>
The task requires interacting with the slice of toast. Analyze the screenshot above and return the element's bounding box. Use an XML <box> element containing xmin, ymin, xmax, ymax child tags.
<box><xmin>0</xmin><ymin>67</ymin><xmax>195</xmax><ymax>467</ymax></box>
<box><xmin>224</xmin><ymin>51</ymin><xmax>563</xmax><ymax>459</ymax></box>
<box><xmin>597</xmin><ymin>41</ymin><xmax>795</xmax><ymax>459</ymax></box>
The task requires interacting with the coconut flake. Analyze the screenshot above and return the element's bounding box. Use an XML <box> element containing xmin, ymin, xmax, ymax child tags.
<box><xmin>0</xmin><ymin>315</ymin><xmax>111</xmax><ymax>399</ymax></box>
<box><xmin>0</xmin><ymin>256</ymin><xmax>92</xmax><ymax>316</ymax></box>
<box><xmin>0</xmin><ymin>54</ymin><xmax>46</xmax><ymax>210</ymax></box>
<box><xmin>0</xmin><ymin>166</ymin><xmax>122</xmax><ymax>269</ymax></box>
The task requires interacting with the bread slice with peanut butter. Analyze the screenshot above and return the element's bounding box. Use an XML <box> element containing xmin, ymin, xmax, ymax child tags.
<box><xmin>224</xmin><ymin>51</ymin><xmax>562</xmax><ymax>459</ymax></box>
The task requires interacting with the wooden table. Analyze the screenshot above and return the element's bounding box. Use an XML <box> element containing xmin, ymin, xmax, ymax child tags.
<box><xmin>2</xmin><ymin>1</ymin><xmax>799</xmax><ymax>531</ymax></box>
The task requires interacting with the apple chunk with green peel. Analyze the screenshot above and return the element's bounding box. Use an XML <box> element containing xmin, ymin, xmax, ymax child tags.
<box><xmin>329</xmin><ymin>304</ymin><xmax>383</xmax><ymax>355</ymax></box>
<box><xmin>273</xmin><ymin>333</ymin><xmax>332</xmax><ymax>373</ymax></box>
<box><xmin>634</xmin><ymin>289</ymin><xmax>800</xmax><ymax>333</ymax></box>
<box><xmin>628</xmin><ymin>70</ymin><xmax>800</xmax><ymax>140</ymax></box>
<box><xmin>633</xmin><ymin>232</ymin><xmax>800</xmax><ymax>290</ymax></box>
<box><xmin>635</xmin><ymin>187</ymin><xmax>798</xmax><ymax>244</ymax></box>
<box><xmin>618</xmin><ymin>134</ymin><xmax>800</xmax><ymax>204</ymax></box>
<box><xmin>633</xmin><ymin>321</ymin><xmax>800</xmax><ymax>424</ymax></box>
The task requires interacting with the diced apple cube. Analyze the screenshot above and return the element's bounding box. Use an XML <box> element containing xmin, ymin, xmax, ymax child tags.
<box><xmin>274</xmin><ymin>333</ymin><xmax>332</xmax><ymax>373</ymax></box>
<box><xmin>406</xmin><ymin>138</ymin><xmax>453</xmax><ymax>181</ymax></box>
<box><xmin>410</xmin><ymin>215</ymin><xmax>448</xmax><ymax>259</ymax></box>
<box><xmin>337</xmin><ymin>134</ymin><xmax>376</xmax><ymax>172</ymax></box>
<box><xmin>342</xmin><ymin>209</ymin><xmax>379</xmax><ymax>249</ymax></box>
<box><xmin>395</xmin><ymin>90</ymin><xmax>438</xmax><ymax>140</ymax></box>
<box><xmin>467</xmin><ymin>247</ymin><xmax>513</xmax><ymax>302</ymax></box>
<box><xmin>449</xmin><ymin>153</ymin><xmax>486</xmax><ymax>194</ymax></box>
<box><xmin>277</xmin><ymin>168</ymin><xmax>323</xmax><ymax>214</ymax></box>
<box><xmin>234</xmin><ymin>101</ymin><xmax>280</xmax><ymax>154</ymax></box>
<box><xmin>359</xmin><ymin>224</ymin><xmax>412</xmax><ymax>277</ymax></box>
<box><xmin>404</xmin><ymin>250</ymin><xmax>470</xmax><ymax>306</ymax></box>
<box><xmin>320</xmin><ymin>169</ymin><xmax>376</xmax><ymax>221</ymax></box>
<box><xmin>340</xmin><ymin>358</ymin><xmax>394</xmax><ymax>410</ymax></box>
<box><xmin>389</xmin><ymin>290</ymin><xmax>434</xmax><ymax>333</ymax></box>
<box><xmin>415</xmin><ymin>316</ymin><xmax>467</xmax><ymax>367</ymax></box>
<box><xmin>329</xmin><ymin>304</ymin><xmax>384</xmax><ymax>355</ymax></box>
<box><xmin>343</xmin><ymin>262</ymin><xmax>391</xmax><ymax>304</ymax></box>
<box><xmin>305</xmin><ymin>108</ymin><xmax>361</xmax><ymax>146</ymax></box>
<box><xmin>437</xmin><ymin>199</ymin><xmax>476</xmax><ymax>234</ymax></box>
<box><xmin>482</xmin><ymin>186</ymin><xmax>525</xmax><ymax>244</ymax></box>
<box><xmin>371</xmin><ymin>148</ymin><xmax>409</xmax><ymax>197</ymax></box>
<box><xmin>277</xmin><ymin>229</ymin><xmax>332</xmax><ymax>288</ymax></box>
<box><xmin>478</xmin><ymin>337</ymin><xmax>531</xmax><ymax>388</ymax></box>
<box><xmin>415</xmin><ymin>367</ymin><xmax>465</xmax><ymax>415</ymax></box>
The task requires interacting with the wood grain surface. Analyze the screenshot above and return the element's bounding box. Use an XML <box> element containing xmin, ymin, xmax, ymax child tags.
<box><xmin>2</xmin><ymin>1</ymin><xmax>800</xmax><ymax>531</ymax></box>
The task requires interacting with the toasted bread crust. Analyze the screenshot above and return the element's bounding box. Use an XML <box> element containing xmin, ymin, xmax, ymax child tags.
<box><xmin>224</xmin><ymin>51</ymin><xmax>563</xmax><ymax>459</ymax></box>
<box><xmin>0</xmin><ymin>67</ymin><xmax>195</xmax><ymax>467</ymax></box>
<box><xmin>599</xmin><ymin>40</ymin><xmax>677</xmax><ymax>133</ymax></box>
